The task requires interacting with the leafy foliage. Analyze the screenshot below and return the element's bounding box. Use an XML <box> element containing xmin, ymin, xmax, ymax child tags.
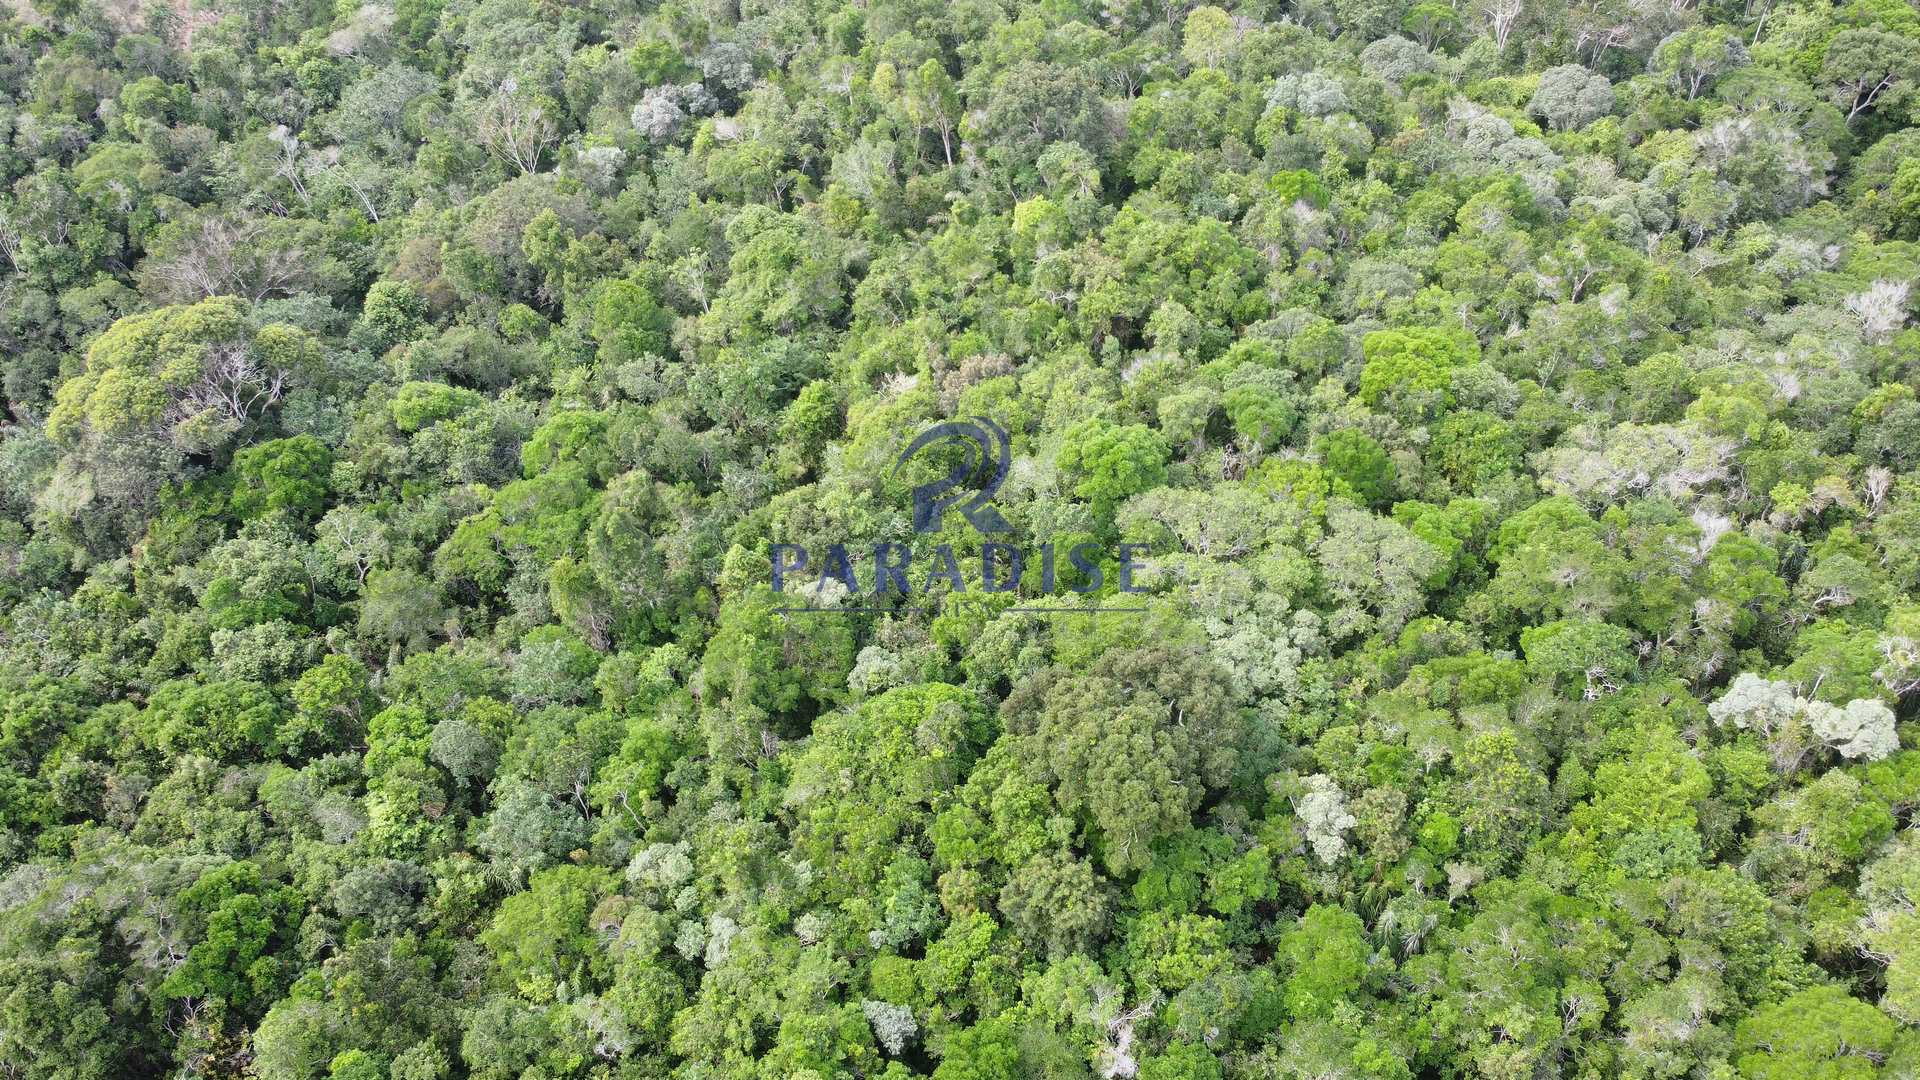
<box><xmin>0</xmin><ymin>0</ymin><xmax>1917</xmax><ymax>1077</ymax></box>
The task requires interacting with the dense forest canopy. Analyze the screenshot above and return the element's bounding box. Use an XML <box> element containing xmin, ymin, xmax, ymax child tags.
<box><xmin>1</xmin><ymin>0</ymin><xmax>1919</xmax><ymax>1076</ymax></box>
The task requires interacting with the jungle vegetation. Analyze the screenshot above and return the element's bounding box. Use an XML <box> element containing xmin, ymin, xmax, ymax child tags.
<box><xmin>1</xmin><ymin>0</ymin><xmax>1920</xmax><ymax>1077</ymax></box>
